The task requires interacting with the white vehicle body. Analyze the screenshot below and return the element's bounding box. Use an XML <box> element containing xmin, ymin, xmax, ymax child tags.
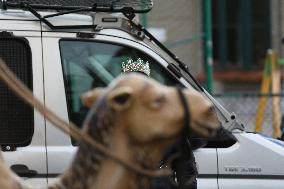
<box><xmin>0</xmin><ymin>6</ymin><xmax>284</xmax><ymax>189</ymax></box>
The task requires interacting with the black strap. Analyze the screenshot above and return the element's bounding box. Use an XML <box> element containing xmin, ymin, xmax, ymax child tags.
<box><xmin>173</xmin><ymin>88</ymin><xmax>193</xmax><ymax>189</ymax></box>
<box><xmin>177</xmin><ymin>88</ymin><xmax>190</xmax><ymax>137</ymax></box>
<box><xmin>153</xmin><ymin>88</ymin><xmax>197</xmax><ymax>189</ymax></box>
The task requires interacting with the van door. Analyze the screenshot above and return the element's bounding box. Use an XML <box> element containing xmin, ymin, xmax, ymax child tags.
<box><xmin>0</xmin><ymin>30</ymin><xmax>47</xmax><ymax>186</ymax></box>
<box><xmin>217</xmin><ymin>133</ymin><xmax>284</xmax><ymax>189</ymax></box>
<box><xmin>196</xmin><ymin>127</ymin><xmax>237</xmax><ymax>189</ymax></box>
<box><xmin>194</xmin><ymin>147</ymin><xmax>218</xmax><ymax>189</ymax></box>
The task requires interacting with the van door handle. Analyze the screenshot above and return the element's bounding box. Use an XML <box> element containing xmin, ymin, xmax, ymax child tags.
<box><xmin>11</xmin><ymin>164</ymin><xmax>38</xmax><ymax>178</ymax></box>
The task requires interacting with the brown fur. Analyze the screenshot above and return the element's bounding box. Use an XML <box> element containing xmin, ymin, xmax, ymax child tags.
<box><xmin>0</xmin><ymin>73</ymin><xmax>220</xmax><ymax>189</ymax></box>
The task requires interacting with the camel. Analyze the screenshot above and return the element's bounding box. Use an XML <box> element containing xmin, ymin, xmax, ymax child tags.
<box><xmin>0</xmin><ymin>73</ymin><xmax>220</xmax><ymax>189</ymax></box>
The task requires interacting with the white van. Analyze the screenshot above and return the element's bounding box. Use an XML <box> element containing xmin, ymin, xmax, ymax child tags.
<box><xmin>0</xmin><ymin>1</ymin><xmax>284</xmax><ymax>189</ymax></box>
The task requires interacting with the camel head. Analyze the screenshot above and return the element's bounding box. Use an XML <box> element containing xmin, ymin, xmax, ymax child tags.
<box><xmin>81</xmin><ymin>74</ymin><xmax>220</xmax><ymax>158</ymax></box>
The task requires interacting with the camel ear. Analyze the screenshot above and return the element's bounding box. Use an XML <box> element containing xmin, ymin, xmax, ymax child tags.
<box><xmin>81</xmin><ymin>88</ymin><xmax>106</xmax><ymax>108</ymax></box>
<box><xmin>108</xmin><ymin>87</ymin><xmax>133</xmax><ymax>111</ymax></box>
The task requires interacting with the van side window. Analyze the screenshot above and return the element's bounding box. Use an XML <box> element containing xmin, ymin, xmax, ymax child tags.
<box><xmin>0</xmin><ymin>34</ymin><xmax>34</xmax><ymax>147</ymax></box>
<box><xmin>59</xmin><ymin>40</ymin><xmax>179</xmax><ymax>144</ymax></box>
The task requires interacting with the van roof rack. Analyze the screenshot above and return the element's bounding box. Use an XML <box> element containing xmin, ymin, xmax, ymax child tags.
<box><xmin>1</xmin><ymin>0</ymin><xmax>153</xmax><ymax>13</ymax></box>
<box><xmin>0</xmin><ymin>0</ymin><xmax>203</xmax><ymax>92</ymax></box>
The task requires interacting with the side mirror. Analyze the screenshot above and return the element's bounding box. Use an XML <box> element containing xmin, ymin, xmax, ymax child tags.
<box><xmin>188</xmin><ymin>138</ymin><xmax>208</xmax><ymax>150</ymax></box>
<box><xmin>189</xmin><ymin>127</ymin><xmax>237</xmax><ymax>149</ymax></box>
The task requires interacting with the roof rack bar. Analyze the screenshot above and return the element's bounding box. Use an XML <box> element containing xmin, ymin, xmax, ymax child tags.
<box><xmin>43</xmin><ymin>7</ymin><xmax>93</xmax><ymax>19</ymax></box>
<box><xmin>4</xmin><ymin>1</ymin><xmax>152</xmax><ymax>13</ymax></box>
<box><xmin>5</xmin><ymin>2</ymin><xmax>98</xmax><ymax>11</ymax></box>
<box><xmin>22</xmin><ymin>3</ymin><xmax>98</xmax><ymax>31</ymax></box>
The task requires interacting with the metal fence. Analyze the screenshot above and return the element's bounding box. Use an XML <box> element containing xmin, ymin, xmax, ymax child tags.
<box><xmin>215</xmin><ymin>94</ymin><xmax>284</xmax><ymax>137</ymax></box>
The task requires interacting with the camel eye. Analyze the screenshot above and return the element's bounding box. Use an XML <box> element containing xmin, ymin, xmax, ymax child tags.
<box><xmin>150</xmin><ymin>95</ymin><xmax>166</xmax><ymax>109</ymax></box>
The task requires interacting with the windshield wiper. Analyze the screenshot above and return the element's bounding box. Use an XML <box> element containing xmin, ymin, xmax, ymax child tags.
<box><xmin>121</xmin><ymin>12</ymin><xmax>204</xmax><ymax>92</ymax></box>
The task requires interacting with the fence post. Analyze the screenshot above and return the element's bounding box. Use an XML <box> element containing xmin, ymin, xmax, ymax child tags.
<box><xmin>204</xmin><ymin>0</ymin><xmax>214</xmax><ymax>94</ymax></box>
<box><xmin>239</xmin><ymin>0</ymin><xmax>253</xmax><ymax>70</ymax></box>
<box><xmin>218</xmin><ymin>0</ymin><xmax>227</xmax><ymax>67</ymax></box>
<box><xmin>255</xmin><ymin>50</ymin><xmax>272</xmax><ymax>132</ymax></box>
<box><xmin>272</xmin><ymin>53</ymin><xmax>282</xmax><ymax>138</ymax></box>
<box><xmin>255</xmin><ymin>49</ymin><xmax>282</xmax><ymax>138</ymax></box>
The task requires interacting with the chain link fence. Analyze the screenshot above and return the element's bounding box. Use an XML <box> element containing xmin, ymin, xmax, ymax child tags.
<box><xmin>215</xmin><ymin>94</ymin><xmax>284</xmax><ymax>136</ymax></box>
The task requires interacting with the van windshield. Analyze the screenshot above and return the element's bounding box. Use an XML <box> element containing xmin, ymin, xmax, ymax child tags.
<box><xmin>59</xmin><ymin>40</ymin><xmax>179</xmax><ymax>132</ymax></box>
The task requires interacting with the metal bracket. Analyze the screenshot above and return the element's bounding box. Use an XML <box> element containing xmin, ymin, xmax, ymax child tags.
<box><xmin>167</xmin><ymin>63</ymin><xmax>182</xmax><ymax>78</ymax></box>
<box><xmin>122</xmin><ymin>7</ymin><xmax>136</xmax><ymax>21</ymax></box>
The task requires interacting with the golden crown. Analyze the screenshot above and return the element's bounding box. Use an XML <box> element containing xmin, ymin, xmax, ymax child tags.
<box><xmin>121</xmin><ymin>58</ymin><xmax>150</xmax><ymax>76</ymax></box>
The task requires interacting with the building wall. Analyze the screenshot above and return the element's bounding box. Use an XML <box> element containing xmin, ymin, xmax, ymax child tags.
<box><xmin>271</xmin><ymin>0</ymin><xmax>284</xmax><ymax>57</ymax></box>
<box><xmin>145</xmin><ymin>1</ymin><xmax>282</xmax><ymax>93</ymax></box>
<box><xmin>146</xmin><ymin>0</ymin><xmax>204</xmax><ymax>76</ymax></box>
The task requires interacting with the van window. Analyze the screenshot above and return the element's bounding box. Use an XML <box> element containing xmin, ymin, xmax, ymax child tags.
<box><xmin>0</xmin><ymin>34</ymin><xmax>33</xmax><ymax>147</ymax></box>
<box><xmin>59</xmin><ymin>40</ymin><xmax>179</xmax><ymax>143</ymax></box>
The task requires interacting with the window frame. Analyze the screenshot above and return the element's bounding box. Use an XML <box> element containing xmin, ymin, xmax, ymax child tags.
<box><xmin>59</xmin><ymin>38</ymin><xmax>182</xmax><ymax>144</ymax></box>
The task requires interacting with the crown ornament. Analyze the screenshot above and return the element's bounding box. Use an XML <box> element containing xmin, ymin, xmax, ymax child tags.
<box><xmin>121</xmin><ymin>58</ymin><xmax>151</xmax><ymax>76</ymax></box>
